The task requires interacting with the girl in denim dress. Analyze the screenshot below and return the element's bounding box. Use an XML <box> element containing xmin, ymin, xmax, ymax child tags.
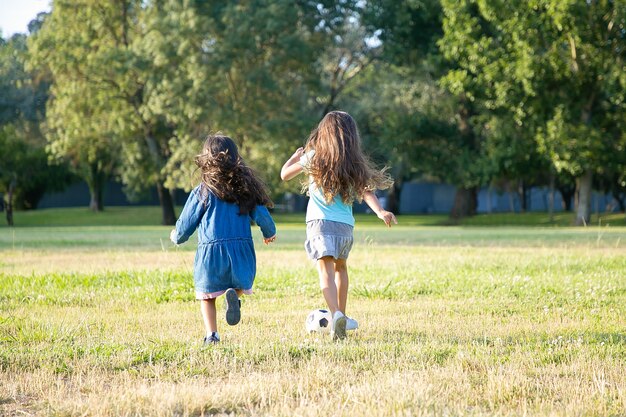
<box><xmin>171</xmin><ymin>135</ymin><xmax>276</xmax><ymax>345</ymax></box>
<box><xmin>280</xmin><ymin>111</ymin><xmax>397</xmax><ymax>340</ymax></box>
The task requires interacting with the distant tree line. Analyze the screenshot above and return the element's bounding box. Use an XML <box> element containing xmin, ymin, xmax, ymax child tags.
<box><xmin>1</xmin><ymin>0</ymin><xmax>624</xmax><ymax>226</ymax></box>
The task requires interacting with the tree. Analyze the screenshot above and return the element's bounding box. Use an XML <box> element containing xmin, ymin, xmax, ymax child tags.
<box><xmin>164</xmin><ymin>1</ymin><xmax>377</xmax><ymax>198</ymax></box>
<box><xmin>314</xmin><ymin>2</ymin><xmax>382</xmax><ymax>119</ymax></box>
<box><xmin>0</xmin><ymin>32</ymin><xmax>72</xmax><ymax>225</ymax></box>
<box><xmin>42</xmin><ymin>79</ymin><xmax>120</xmax><ymax>211</ymax></box>
<box><xmin>439</xmin><ymin>0</ymin><xmax>626</xmax><ymax>225</ymax></box>
<box><xmin>476</xmin><ymin>113</ymin><xmax>553</xmax><ymax>212</ymax></box>
<box><xmin>162</xmin><ymin>0</ymin><xmax>325</xmax><ymax>197</ymax></box>
<box><xmin>363</xmin><ymin>0</ymin><xmax>492</xmax><ymax>217</ymax></box>
<box><xmin>346</xmin><ymin>62</ymin><xmax>460</xmax><ymax>214</ymax></box>
<box><xmin>30</xmin><ymin>0</ymin><xmax>181</xmax><ymax>224</ymax></box>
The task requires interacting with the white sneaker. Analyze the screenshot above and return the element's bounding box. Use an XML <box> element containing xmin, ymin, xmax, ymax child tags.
<box><xmin>346</xmin><ymin>317</ymin><xmax>358</xmax><ymax>331</ymax></box>
<box><xmin>331</xmin><ymin>311</ymin><xmax>347</xmax><ymax>340</ymax></box>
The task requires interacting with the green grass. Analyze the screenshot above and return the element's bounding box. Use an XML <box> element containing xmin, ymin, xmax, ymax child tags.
<box><xmin>2</xmin><ymin>205</ymin><xmax>624</xmax><ymax>227</ymax></box>
<box><xmin>2</xmin><ymin>224</ymin><xmax>626</xmax><ymax>251</ymax></box>
<box><xmin>2</xmin><ymin>206</ymin><xmax>168</xmax><ymax>227</ymax></box>
<box><xmin>460</xmin><ymin>211</ymin><xmax>626</xmax><ymax>227</ymax></box>
<box><xmin>1</xmin><ymin>218</ymin><xmax>625</xmax><ymax>416</ymax></box>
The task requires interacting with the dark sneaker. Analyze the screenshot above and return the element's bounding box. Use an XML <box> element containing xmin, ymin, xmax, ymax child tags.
<box><xmin>331</xmin><ymin>311</ymin><xmax>347</xmax><ymax>340</ymax></box>
<box><xmin>203</xmin><ymin>332</ymin><xmax>220</xmax><ymax>346</ymax></box>
<box><xmin>225</xmin><ymin>288</ymin><xmax>241</xmax><ymax>325</ymax></box>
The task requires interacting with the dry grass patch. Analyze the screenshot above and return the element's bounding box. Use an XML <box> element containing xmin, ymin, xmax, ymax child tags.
<box><xmin>1</xmin><ymin>227</ymin><xmax>625</xmax><ymax>416</ymax></box>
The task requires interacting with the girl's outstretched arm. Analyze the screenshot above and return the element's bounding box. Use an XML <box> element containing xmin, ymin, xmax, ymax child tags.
<box><xmin>363</xmin><ymin>191</ymin><xmax>397</xmax><ymax>227</ymax></box>
<box><xmin>170</xmin><ymin>187</ymin><xmax>209</xmax><ymax>244</ymax></box>
<box><xmin>280</xmin><ymin>147</ymin><xmax>305</xmax><ymax>181</ymax></box>
<box><xmin>250</xmin><ymin>205</ymin><xmax>277</xmax><ymax>245</ymax></box>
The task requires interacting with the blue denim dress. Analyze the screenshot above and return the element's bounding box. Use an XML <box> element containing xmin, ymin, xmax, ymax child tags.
<box><xmin>171</xmin><ymin>186</ymin><xmax>276</xmax><ymax>299</ymax></box>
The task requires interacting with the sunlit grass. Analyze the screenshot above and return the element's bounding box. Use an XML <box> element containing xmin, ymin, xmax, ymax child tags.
<box><xmin>460</xmin><ymin>211</ymin><xmax>626</xmax><ymax>227</ymax></box>
<box><xmin>2</xmin><ymin>205</ymin><xmax>624</xmax><ymax>227</ymax></box>
<box><xmin>1</xmin><ymin>222</ymin><xmax>625</xmax><ymax>416</ymax></box>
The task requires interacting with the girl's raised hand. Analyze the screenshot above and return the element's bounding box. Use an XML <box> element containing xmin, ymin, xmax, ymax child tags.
<box><xmin>291</xmin><ymin>147</ymin><xmax>304</xmax><ymax>160</ymax></box>
<box><xmin>169</xmin><ymin>228</ymin><xmax>178</xmax><ymax>244</ymax></box>
<box><xmin>281</xmin><ymin>148</ymin><xmax>306</xmax><ymax>181</ymax></box>
<box><xmin>377</xmin><ymin>210</ymin><xmax>398</xmax><ymax>228</ymax></box>
<box><xmin>263</xmin><ymin>235</ymin><xmax>276</xmax><ymax>245</ymax></box>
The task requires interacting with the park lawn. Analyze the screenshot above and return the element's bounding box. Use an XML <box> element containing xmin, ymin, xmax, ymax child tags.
<box><xmin>2</xmin><ymin>205</ymin><xmax>625</xmax><ymax>227</ymax></box>
<box><xmin>0</xmin><ymin>222</ymin><xmax>625</xmax><ymax>416</ymax></box>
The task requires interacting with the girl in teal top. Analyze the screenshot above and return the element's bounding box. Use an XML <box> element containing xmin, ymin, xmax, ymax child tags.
<box><xmin>280</xmin><ymin>111</ymin><xmax>396</xmax><ymax>340</ymax></box>
<box><xmin>171</xmin><ymin>135</ymin><xmax>276</xmax><ymax>345</ymax></box>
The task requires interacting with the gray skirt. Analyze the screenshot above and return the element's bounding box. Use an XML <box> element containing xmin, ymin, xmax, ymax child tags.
<box><xmin>305</xmin><ymin>219</ymin><xmax>354</xmax><ymax>260</ymax></box>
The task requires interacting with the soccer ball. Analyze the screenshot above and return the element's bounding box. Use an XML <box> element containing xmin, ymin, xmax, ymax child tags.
<box><xmin>305</xmin><ymin>309</ymin><xmax>332</xmax><ymax>333</ymax></box>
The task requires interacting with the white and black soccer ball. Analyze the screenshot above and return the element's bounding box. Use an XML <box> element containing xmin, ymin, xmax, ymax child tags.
<box><xmin>305</xmin><ymin>309</ymin><xmax>332</xmax><ymax>333</ymax></box>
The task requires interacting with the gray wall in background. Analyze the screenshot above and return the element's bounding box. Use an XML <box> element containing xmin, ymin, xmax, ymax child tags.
<box><xmin>38</xmin><ymin>180</ymin><xmax>622</xmax><ymax>214</ymax></box>
<box><xmin>38</xmin><ymin>181</ymin><xmax>189</xmax><ymax>209</ymax></box>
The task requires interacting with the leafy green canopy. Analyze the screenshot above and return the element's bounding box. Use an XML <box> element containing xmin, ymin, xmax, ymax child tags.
<box><xmin>439</xmin><ymin>0</ymin><xmax>625</xmax><ymax>180</ymax></box>
<box><xmin>28</xmin><ymin>0</ymin><xmax>360</xmax><ymax>205</ymax></box>
<box><xmin>0</xmin><ymin>32</ymin><xmax>72</xmax><ymax>213</ymax></box>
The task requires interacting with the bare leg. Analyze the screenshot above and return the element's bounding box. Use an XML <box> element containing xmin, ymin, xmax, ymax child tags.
<box><xmin>200</xmin><ymin>299</ymin><xmax>217</xmax><ymax>334</ymax></box>
<box><xmin>317</xmin><ymin>256</ymin><xmax>340</xmax><ymax>314</ymax></box>
<box><xmin>335</xmin><ymin>258</ymin><xmax>349</xmax><ymax>314</ymax></box>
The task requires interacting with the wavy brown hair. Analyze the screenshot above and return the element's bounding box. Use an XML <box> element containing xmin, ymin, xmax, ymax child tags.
<box><xmin>303</xmin><ymin>111</ymin><xmax>393</xmax><ymax>204</ymax></box>
<box><xmin>195</xmin><ymin>135</ymin><xmax>273</xmax><ymax>214</ymax></box>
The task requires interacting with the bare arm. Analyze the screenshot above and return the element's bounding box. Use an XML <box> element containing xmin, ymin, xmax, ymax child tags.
<box><xmin>363</xmin><ymin>191</ymin><xmax>397</xmax><ymax>227</ymax></box>
<box><xmin>280</xmin><ymin>147</ymin><xmax>305</xmax><ymax>181</ymax></box>
<box><xmin>250</xmin><ymin>205</ymin><xmax>277</xmax><ymax>245</ymax></box>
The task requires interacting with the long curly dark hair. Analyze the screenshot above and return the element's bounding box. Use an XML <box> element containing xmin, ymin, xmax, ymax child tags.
<box><xmin>304</xmin><ymin>111</ymin><xmax>393</xmax><ymax>204</ymax></box>
<box><xmin>195</xmin><ymin>134</ymin><xmax>273</xmax><ymax>214</ymax></box>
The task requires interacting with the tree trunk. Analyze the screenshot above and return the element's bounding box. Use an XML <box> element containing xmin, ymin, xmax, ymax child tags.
<box><xmin>557</xmin><ymin>185</ymin><xmax>575</xmax><ymax>211</ymax></box>
<box><xmin>144</xmin><ymin>131</ymin><xmax>176</xmax><ymax>225</ymax></box>
<box><xmin>89</xmin><ymin>190</ymin><xmax>103</xmax><ymax>212</ymax></box>
<box><xmin>87</xmin><ymin>164</ymin><xmax>106</xmax><ymax>212</ymax></box>
<box><xmin>84</xmin><ymin>162</ymin><xmax>108</xmax><ymax>212</ymax></box>
<box><xmin>6</xmin><ymin>177</ymin><xmax>16</xmax><ymax>226</ymax></box>
<box><xmin>575</xmin><ymin>170</ymin><xmax>593</xmax><ymax>226</ymax></box>
<box><xmin>518</xmin><ymin>180</ymin><xmax>527</xmax><ymax>213</ymax></box>
<box><xmin>386</xmin><ymin>161</ymin><xmax>406</xmax><ymax>215</ymax></box>
<box><xmin>575</xmin><ymin>89</ymin><xmax>595</xmax><ymax>226</ymax></box>
<box><xmin>548</xmin><ymin>171</ymin><xmax>555</xmax><ymax>222</ymax></box>
<box><xmin>386</xmin><ymin>181</ymin><xmax>402</xmax><ymax>214</ymax></box>
<box><xmin>450</xmin><ymin>186</ymin><xmax>477</xmax><ymax>219</ymax></box>
<box><xmin>156</xmin><ymin>181</ymin><xmax>176</xmax><ymax>225</ymax></box>
<box><xmin>507</xmin><ymin>182</ymin><xmax>516</xmax><ymax>212</ymax></box>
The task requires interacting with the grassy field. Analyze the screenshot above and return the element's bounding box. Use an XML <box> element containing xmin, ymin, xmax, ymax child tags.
<box><xmin>2</xmin><ymin>206</ymin><xmax>626</xmax><ymax>227</ymax></box>
<box><xmin>1</xmin><ymin>208</ymin><xmax>625</xmax><ymax>416</ymax></box>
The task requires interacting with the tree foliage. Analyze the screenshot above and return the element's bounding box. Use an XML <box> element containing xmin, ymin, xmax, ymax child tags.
<box><xmin>438</xmin><ymin>0</ymin><xmax>626</xmax><ymax>222</ymax></box>
<box><xmin>0</xmin><ymin>32</ymin><xmax>72</xmax><ymax>225</ymax></box>
<box><xmin>1</xmin><ymin>0</ymin><xmax>623</xmax><ymax>225</ymax></box>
